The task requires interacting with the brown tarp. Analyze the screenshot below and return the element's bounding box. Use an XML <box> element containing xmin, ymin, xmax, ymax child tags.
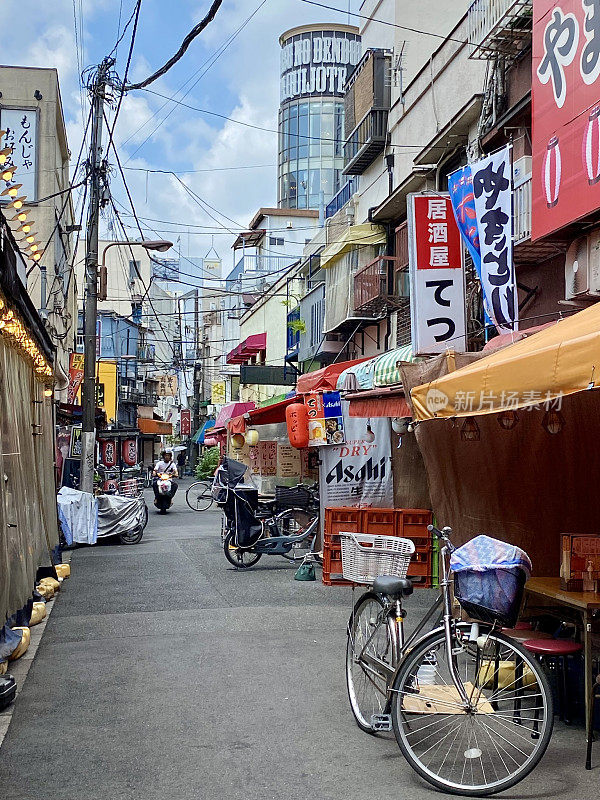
<box><xmin>0</xmin><ymin>339</ymin><xmax>58</xmax><ymax>622</ymax></box>
<box><xmin>401</xmin><ymin>356</ymin><xmax>600</xmax><ymax>576</ymax></box>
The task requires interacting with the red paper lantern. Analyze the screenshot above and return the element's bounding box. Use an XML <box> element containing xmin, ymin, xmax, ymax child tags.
<box><xmin>286</xmin><ymin>402</ymin><xmax>309</xmax><ymax>449</ymax></box>
<box><xmin>103</xmin><ymin>478</ymin><xmax>119</xmax><ymax>493</ymax></box>
<box><xmin>101</xmin><ymin>439</ymin><xmax>117</xmax><ymax>467</ymax></box>
<box><xmin>122</xmin><ymin>438</ymin><xmax>138</xmax><ymax>466</ymax></box>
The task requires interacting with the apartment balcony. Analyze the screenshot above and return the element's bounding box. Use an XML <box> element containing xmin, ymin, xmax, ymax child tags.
<box><xmin>354</xmin><ymin>256</ymin><xmax>404</xmax><ymax>315</ymax></box>
<box><xmin>119</xmin><ymin>385</ymin><xmax>159</xmax><ymax>406</ymax></box>
<box><xmin>297</xmin><ymin>282</ymin><xmax>343</xmax><ymax>364</ymax></box>
<box><xmin>468</xmin><ymin>0</ymin><xmax>533</xmax><ymax>61</ymax></box>
<box><xmin>343</xmin><ymin>109</ymin><xmax>389</xmax><ymax>176</ymax></box>
<box><xmin>325</xmin><ymin>177</ymin><xmax>359</xmax><ymax>219</ymax></box>
<box><xmin>136</xmin><ymin>344</ymin><xmax>155</xmax><ymax>363</ymax></box>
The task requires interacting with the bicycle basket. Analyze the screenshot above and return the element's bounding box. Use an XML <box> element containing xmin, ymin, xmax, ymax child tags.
<box><xmin>339</xmin><ymin>532</ymin><xmax>415</xmax><ymax>585</ymax></box>
<box><xmin>450</xmin><ymin>535</ymin><xmax>532</xmax><ymax>628</ymax></box>
<box><xmin>275</xmin><ymin>485</ymin><xmax>313</xmax><ymax>511</ymax></box>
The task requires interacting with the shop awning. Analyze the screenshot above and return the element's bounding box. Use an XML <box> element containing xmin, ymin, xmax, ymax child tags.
<box><xmin>214</xmin><ymin>402</ymin><xmax>256</xmax><ymax>428</ymax></box>
<box><xmin>296</xmin><ymin>358</ymin><xmax>371</xmax><ymax>393</ymax></box>
<box><xmin>411</xmin><ymin>304</ymin><xmax>600</xmax><ymax>421</ymax></box>
<box><xmin>226</xmin><ymin>333</ymin><xmax>266</xmax><ymax>365</ymax></box>
<box><xmin>320</xmin><ymin>224</ymin><xmax>386</xmax><ymax>269</ymax></box>
<box><xmin>193</xmin><ymin>418</ymin><xmax>216</xmax><ymax>444</ymax></box>
<box><xmin>137</xmin><ymin>418</ymin><xmax>173</xmax><ymax>435</ymax></box>
<box><xmin>228</xmin><ymin>396</ymin><xmax>297</xmax><ymax>433</ymax></box>
<box><xmin>337</xmin><ymin>345</ymin><xmax>416</xmax><ymax>391</ymax></box>
<box><xmin>346</xmin><ymin>387</ymin><xmax>412</xmax><ymax>418</ymax></box>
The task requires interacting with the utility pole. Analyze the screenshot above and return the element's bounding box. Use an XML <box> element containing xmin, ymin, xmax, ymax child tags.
<box><xmin>80</xmin><ymin>57</ymin><xmax>114</xmax><ymax>493</ymax></box>
<box><xmin>192</xmin><ymin>289</ymin><xmax>200</xmax><ymax>466</ymax></box>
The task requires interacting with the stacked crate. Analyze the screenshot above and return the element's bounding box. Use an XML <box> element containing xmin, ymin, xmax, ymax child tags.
<box><xmin>322</xmin><ymin>507</ymin><xmax>433</xmax><ymax>587</ymax></box>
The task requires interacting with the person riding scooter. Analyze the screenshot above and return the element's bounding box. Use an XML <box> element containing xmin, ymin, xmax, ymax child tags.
<box><xmin>152</xmin><ymin>450</ymin><xmax>179</xmax><ymax>510</ymax></box>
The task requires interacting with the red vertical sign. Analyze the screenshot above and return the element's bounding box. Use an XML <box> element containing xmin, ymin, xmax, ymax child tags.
<box><xmin>533</xmin><ymin>0</ymin><xmax>600</xmax><ymax>239</ymax></box>
<box><xmin>413</xmin><ymin>195</ymin><xmax>463</xmax><ymax>270</ymax></box>
<box><xmin>180</xmin><ymin>409</ymin><xmax>191</xmax><ymax>437</ymax></box>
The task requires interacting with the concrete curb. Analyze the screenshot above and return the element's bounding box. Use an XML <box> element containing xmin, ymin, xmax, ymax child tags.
<box><xmin>0</xmin><ymin>552</ymin><xmax>72</xmax><ymax>748</ymax></box>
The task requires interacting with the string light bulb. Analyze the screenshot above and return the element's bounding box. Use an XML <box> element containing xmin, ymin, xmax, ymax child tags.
<box><xmin>0</xmin><ymin>146</ymin><xmax>12</xmax><ymax>165</ymax></box>
<box><xmin>10</xmin><ymin>211</ymin><xmax>29</xmax><ymax>222</ymax></box>
<box><xmin>1</xmin><ymin>183</ymin><xmax>22</xmax><ymax>198</ymax></box>
<box><xmin>8</xmin><ymin>195</ymin><xmax>27</xmax><ymax>210</ymax></box>
<box><xmin>17</xmin><ymin>223</ymin><xmax>32</xmax><ymax>234</ymax></box>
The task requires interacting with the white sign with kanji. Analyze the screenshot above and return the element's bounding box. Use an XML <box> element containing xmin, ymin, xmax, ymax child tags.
<box><xmin>408</xmin><ymin>193</ymin><xmax>467</xmax><ymax>355</ymax></box>
<box><xmin>0</xmin><ymin>109</ymin><xmax>38</xmax><ymax>201</ymax></box>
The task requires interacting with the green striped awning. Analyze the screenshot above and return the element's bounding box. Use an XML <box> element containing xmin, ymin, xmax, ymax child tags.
<box><xmin>373</xmin><ymin>345</ymin><xmax>415</xmax><ymax>387</ymax></box>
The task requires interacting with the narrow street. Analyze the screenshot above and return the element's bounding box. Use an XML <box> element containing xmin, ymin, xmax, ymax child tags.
<box><xmin>0</xmin><ymin>482</ymin><xmax>595</xmax><ymax>799</ymax></box>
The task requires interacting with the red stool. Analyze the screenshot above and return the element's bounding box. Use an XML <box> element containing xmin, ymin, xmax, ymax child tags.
<box><xmin>522</xmin><ymin>638</ymin><xmax>583</xmax><ymax>724</ymax></box>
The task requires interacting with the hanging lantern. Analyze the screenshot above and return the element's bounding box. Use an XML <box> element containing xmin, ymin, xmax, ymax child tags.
<box><xmin>583</xmin><ymin>106</ymin><xmax>600</xmax><ymax>185</ymax></box>
<box><xmin>103</xmin><ymin>478</ymin><xmax>119</xmax><ymax>493</ymax></box>
<box><xmin>286</xmin><ymin>402</ymin><xmax>309</xmax><ymax>449</ymax></box>
<box><xmin>497</xmin><ymin>410</ymin><xmax>519</xmax><ymax>430</ymax></box>
<box><xmin>122</xmin><ymin>438</ymin><xmax>138</xmax><ymax>466</ymax></box>
<box><xmin>101</xmin><ymin>439</ymin><xmax>117</xmax><ymax>467</ymax></box>
<box><xmin>391</xmin><ymin>417</ymin><xmax>411</xmax><ymax>435</ymax></box>
<box><xmin>460</xmin><ymin>417</ymin><xmax>480</xmax><ymax>441</ymax></box>
<box><xmin>231</xmin><ymin>433</ymin><xmax>245</xmax><ymax>450</ymax></box>
<box><xmin>542</xmin><ymin>409</ymin><xmax>565</xmax><ymax>434</ymax></box>
<box><xmin>542</xmin><ymin>135</ymin><xmax>561</xmax><ymax>209</ymax></box>
<box><xmin>364</xmin><ymin>421</ymin><xmax>376</xmax><ymax>443</ymax></box>
<box><xmin>245</xmin><ymin>428</ymin><xmax>260</xmax><ymax>447</ymax></box>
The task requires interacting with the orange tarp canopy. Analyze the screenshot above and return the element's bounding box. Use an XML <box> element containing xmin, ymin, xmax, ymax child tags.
<box><xmin>411</xmin><ymin>303</ymin><xmax>600</xmax><ymax>421</ymax></box>
<box><xmin>296</xmin><ymin>358</ymin><xmax>371</xmax><ymax>394</ymax></box>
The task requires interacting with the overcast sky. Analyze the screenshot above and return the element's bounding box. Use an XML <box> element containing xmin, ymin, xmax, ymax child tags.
<box><xmin>2</xmin><ymin>0</ymin><xmax>360</xmax><ymax>277</ymax></box>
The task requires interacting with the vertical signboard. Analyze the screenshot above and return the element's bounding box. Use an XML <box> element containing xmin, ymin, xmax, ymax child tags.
<box><xmin>0</xmin><ymin>109</ymin><xmax>38</xmax><ymax>200</ymax></box>
<box><xmin>180</xmin><ymin>409</ymin><xmax>191</xmax><ymax>437</ymax></box>
<box><xmin>67</xmin><ymin>353</ymin><xmax>85</xmax><ymax>404</ymax></box>
<box><xmin>532</xmin><ymin>0</ymin><xmax>600</xmax><ymax>239</ymax></box>
<box><xmin>408</xmin><ymin>193</ymin><xmax>466</xmax><ymax>355</ymax></box>
<box><xmin>211</xmin><ymin>381</ymin><xmax>226</xmax><ymax>405</ymax></box>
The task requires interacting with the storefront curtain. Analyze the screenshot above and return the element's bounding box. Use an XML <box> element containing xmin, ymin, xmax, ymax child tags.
<box><xmin>0</xmin><ymin>339</ymin><xmax>58</xmax><ymax>622</ymax></box>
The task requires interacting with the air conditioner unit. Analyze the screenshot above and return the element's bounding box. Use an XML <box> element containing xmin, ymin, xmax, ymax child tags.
<box><xmin>512</xmin><ymin>155</ymin><xmax>532</xmax><ymax>187</ymax></box>
<box><xmin>565</xmin><ymin>235</ymin><xmax>591</xmax><ymax>298</ymax></box>
<box><xmin>588</xmin><ymin>228</ymin><xmax>600</xmax><ymax>295</ymax></box>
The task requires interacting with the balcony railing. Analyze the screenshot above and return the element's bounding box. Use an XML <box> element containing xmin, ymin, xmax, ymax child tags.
<box><xmin>136</xmin><ymin>344</ymin><xmax>155</xmax><ymax>362</ymax></box>
<box><xmin>513</xmin><ymin>174</ymin><xmax>531</xmax><ymax>244</ymax></box>
<box><xmin>354</xmin><ymin>256</ymin><xmax>402</xmax><ymax>314</ymax></box>
<box><xmin>325</xmin><ymin>177</ymin><xmax>359</xmax><ymax>219</ymax></box>
<box><xmin>468</xmin><ymin>0</ymin><xmax>532</xmax><ymax>61</ymax></box>
<box><xmin>343</xmin><ymin>108</ymin><xmax>389</xmax><ymax>176</ymax></box>
<box><xmin>119</xmin><ymin>386</ymin><xmax>159</xmax><ymax>406</ymax></box>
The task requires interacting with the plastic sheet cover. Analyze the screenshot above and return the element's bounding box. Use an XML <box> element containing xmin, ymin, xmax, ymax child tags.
<box><xmin>0</xmin><ymin>340</ymin><xmax>58</xmax><ymax>622</ymax></box>
<box><xmin>57</xmin><ymin>487</ymin><xmax>98</xmax><ymax>545</ymax></box>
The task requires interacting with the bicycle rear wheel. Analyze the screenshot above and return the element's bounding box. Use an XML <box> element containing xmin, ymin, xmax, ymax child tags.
<box><xmin>346</xmin><ymin>592</ymin><xmax>397</xmax><ymax>734</ymax></box>
<box><xmin>223</xmin><ymin>530</ymin><xmax>262</xmax><ymax>569</ymax></box>
<box><xmin>390</xmin><ymin>625</ymin><xmax>553</xmax><ymax>796</ymax></box>
<box><xmin>186</xmin><ymin>481</ymin><xmax>214</xmax><ymax>512</ymax></box>
<box><xmin>276</xmin><ymin>508</ymin><xmax>319</xmax><ymax>561</ymax></box>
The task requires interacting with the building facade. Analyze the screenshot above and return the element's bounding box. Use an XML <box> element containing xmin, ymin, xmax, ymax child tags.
<box><xmin>0</xmin><ymin>66</ymin><xmax>77</xmax><ymax>396</ymax></box>
<box><xmin>278</xmin><ymin>24</ymin><xmax>361</xmax><ymax>210</ymax></box>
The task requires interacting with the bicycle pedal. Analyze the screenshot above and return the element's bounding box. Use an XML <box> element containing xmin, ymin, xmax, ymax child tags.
<box><xmin>370</xmin><ymin>714</ymin><xmax>392</xmax><ymax>732</ymax></box>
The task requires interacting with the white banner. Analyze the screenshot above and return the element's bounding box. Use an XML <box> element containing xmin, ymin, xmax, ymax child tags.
<box><xmin>0</xmin><ymin>109</ymin><xmax>38</xmax><ymax>201</ymax></box>
<box><xmin>471</xmin><ymin>147</ymin><xmax>518</xmax><ymax>332</ymax></box>
<box><xmin>319</xmin><ymin>403</ymin><xmax>393</xmax><ymax>508</ymax></box>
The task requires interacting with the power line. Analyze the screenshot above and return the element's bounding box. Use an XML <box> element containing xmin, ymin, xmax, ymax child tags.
<box><xmin>123</xmin><ymin>163</ymin><xmax>274</xmax><ymax>175</ymax></box>
<box><xmin>123</xmin><ymin>0</ymin><xmax>224</xmax><ymax>90</ymax></box>
<box><xmin>123</xmin><ymin>0</ymin><xmax>268</xmax><ymax>161</ymax></box>
<box><xmin>297</xmin><ymin>0</ymin><xmax>468</xmax><ymax>45</ymax></box>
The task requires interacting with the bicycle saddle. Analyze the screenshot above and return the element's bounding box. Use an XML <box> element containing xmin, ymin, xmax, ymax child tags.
<box><xmin>372</xmin><ymin>575</ymin><xmax>413</xmax><ymax>598</ymax></box>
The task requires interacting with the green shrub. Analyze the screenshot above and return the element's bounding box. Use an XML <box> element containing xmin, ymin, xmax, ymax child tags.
<box><xmin>195</xmin><ymin>446</ymin><xmax>220</xmax><ymax>479</ymax></box>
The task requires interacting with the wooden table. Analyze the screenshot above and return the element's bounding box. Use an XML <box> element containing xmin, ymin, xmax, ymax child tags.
<box><xmin>525</xmin><ymin>577</ymin><xmax>600</xmax><ymax>765</ymax></box>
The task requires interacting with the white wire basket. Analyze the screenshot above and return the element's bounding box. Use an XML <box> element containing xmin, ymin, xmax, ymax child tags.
<box><xmin>118</xmin><ymin>477</ymin><xmax>145</xmax><ymax>497</ymax></box>
<box><xmin>340</xmin><ymin>532</ymin><xmax>415</xmax><ymax>585</ymax></box>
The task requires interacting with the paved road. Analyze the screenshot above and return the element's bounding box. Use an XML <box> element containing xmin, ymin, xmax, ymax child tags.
<box><xmin>0</xmin><ymin>480</ymin><xmax>595</xmax><ymax>798</ymax></box>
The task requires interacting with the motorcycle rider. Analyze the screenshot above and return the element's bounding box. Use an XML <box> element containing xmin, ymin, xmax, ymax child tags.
<box><xmin>152</xmin><ymin>449</ymin><xmax>179</xmax><ymax>506</ymax></box>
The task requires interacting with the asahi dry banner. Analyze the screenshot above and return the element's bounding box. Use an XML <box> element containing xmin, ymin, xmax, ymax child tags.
<box><xmin>319</xmin><ymin>403</ymin><xmax>392</xmax><ymax>508</ymax></box>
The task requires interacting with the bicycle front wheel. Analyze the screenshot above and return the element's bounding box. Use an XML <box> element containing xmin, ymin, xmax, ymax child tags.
<box><xmin>223</xmin><ymin>531</ymin><xmax>262</xmax><ymax>569</ymax></box>
<box><xmin>346</xmin><ymin>592</ymin><xmax>398</xmax><ymax>734</ymax></box>
<box><xmin>390</xmin><ymin>625</ymin><xmax>553</xmax><ymax>796</ymax></box>
<box><xmin>186</xmin><ymin>481</ymin><xmax>214</xmax><ymax>512</ymax></box>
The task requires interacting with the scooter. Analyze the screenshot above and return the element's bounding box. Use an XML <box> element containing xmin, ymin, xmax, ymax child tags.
<box><xmin>154</xmin><ymin>473</ymin><xmax>173</xmax><ymax>514</ymax></box>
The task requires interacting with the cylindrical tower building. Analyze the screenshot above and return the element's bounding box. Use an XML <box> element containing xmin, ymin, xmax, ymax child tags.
<box><xmin>278</xmin><ymin>24</ymin><xmax>361</xmax><ymax>210</ymax></box>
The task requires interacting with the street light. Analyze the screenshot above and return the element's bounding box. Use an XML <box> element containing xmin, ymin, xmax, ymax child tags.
<box><xmin>98</xmin><ymin>239</ymin><xmax>173</xmax><ymax>301</ymax></box>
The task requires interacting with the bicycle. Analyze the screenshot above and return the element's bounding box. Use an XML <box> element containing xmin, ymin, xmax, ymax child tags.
<box><xmin>345</xmin><ymin>525</ymin><xmax>553</xmax><ymax>797</ymax></box>
<box><xmin>223</xmin><ymin>505</ymin><xmax>321</xmax><ymax>569</ymax></box>
<box><xmin>186</xmin><ymin>480</ymin><xmax>214</xmax><ymax>512</ymax></box>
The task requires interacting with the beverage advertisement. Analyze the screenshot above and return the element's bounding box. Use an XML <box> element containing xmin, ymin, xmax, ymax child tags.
<box><xmin>305</xmin><ymin>390</ymin><xmax>345</xmax><ymax>446</ymax></box>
